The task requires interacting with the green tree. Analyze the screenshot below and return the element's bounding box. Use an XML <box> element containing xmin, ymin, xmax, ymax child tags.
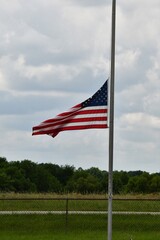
<box><xmin>0</xmin><ymin>171</ymin><xmax>12</xmax><ymax>191</ymax></box>
<box><xmin>135</xmin><ymin>176</ymin><xmax>149</xmax><ymax>193</ymax></box>
<box><xmin>149</xmin><ymin>175</ymin><xmax>160</xmax><ymax>193</ymax></box>
<box><xmin>126</xmin><ymin>176</ymin><xmax>138</xmax><ymax>193</ymax></box>
<box><xmin>20</xmin><ymin>160</ymin><xmax>37</xmax><ymax>180</ymax></box>
<box><xmin>35</xmin><ymin>166</ymin><xmax>62</xmax><ymax>192</ymax></box>
<box><xmin>0</xmin><ymin>157</ymin><xmax>8</xmax><ymax>168</ymax></box>
<box><xmin>113</xmin><ymin>171</ymin><xmax>123</xmax><ymax>194</ymax></box>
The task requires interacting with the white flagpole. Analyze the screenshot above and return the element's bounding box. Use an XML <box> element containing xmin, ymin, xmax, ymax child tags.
<box><xmin>108</xmin><ymin>0</ymin><xmax>116</xmax><ymax>240</ymax></box>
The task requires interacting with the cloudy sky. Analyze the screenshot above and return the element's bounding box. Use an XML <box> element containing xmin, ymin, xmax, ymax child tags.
<box><xmin>0</xmin><ymin>0</ymin><xmax>159</xmax><ymax>173</ymax></box>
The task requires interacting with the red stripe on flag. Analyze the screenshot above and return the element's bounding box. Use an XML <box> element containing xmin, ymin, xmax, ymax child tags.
<box><xmin>32</xmin><ymin>124</ymin><xmax>108</xmax><ymax>136</ymax></box>
<box><xmin>33</xmin><ymin>116</ymin><xmax>107</xmax><ymax>131</ymax></box>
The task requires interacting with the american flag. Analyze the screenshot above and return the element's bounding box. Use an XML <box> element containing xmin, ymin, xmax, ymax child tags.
<box><xmin>32</xmin><ymin>80</ymin><xmax>108</xmax><ymax>138</ymax></box>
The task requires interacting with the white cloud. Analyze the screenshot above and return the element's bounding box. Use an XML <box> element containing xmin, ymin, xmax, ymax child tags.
<box><xmin>147</xmin><ymin>56</ymin><xmax>160</xmax><ymax>89</ymax></box>
<box><xmin>119</xmin><ymin>112</ymin><xmax>160</xmax><ymax>130</ymax></box>
<box><xmin>0</xmin><ymin>70</ymin><xmax>8</xmax><ymax>90</ymax></box>
<box><xmin>0</xmin><ymin>0</ymin><xmax>159</xmax><ymax>173</ymax></box>
<box><xmin>116</xmin><ymin>49</ymin><xmax>141</xmax><ymax>70</ymax></box>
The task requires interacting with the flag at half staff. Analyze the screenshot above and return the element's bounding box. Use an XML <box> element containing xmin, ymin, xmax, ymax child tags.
<box><xmin>32</xmin><ymin>80</ymin><xmax>108</xmax><ymax>138</ymax></box>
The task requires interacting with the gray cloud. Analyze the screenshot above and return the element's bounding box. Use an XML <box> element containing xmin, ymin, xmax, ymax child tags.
<box><xmin>0</xmin><ymin>0</ymin><xmax>159</xmax><ymax>173</ymax></box>
<box><xmin>69</xmin><ymin>0</ymin><xmax>110</xmax><ymax>7</ymax></box>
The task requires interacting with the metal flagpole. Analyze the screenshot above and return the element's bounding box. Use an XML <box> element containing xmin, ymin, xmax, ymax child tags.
<box><xmin>108</xmin><ymin>0</ymin><xmax>116</xmax><ymax>240</ymax></box>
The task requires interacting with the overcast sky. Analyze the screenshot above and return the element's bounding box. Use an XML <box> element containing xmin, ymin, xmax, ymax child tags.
<box><xmin>0</xmin><ymin>0</ymin><xmax>159</xmax><ymax>173</ymax></box>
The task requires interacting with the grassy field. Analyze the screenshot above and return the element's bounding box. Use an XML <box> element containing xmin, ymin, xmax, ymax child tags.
<box><xmin>0</xmin><ymin>193</ymin><xmax>160</xmax><ymax>212</ymax></box>
<box><xmin>0</xmin><ymin>214</ymin><xmax>160</xmax><ymax>240</ymax></box>
<box><xmin>0</xmin><ymin>193</ymin><xmax>159</xmax><ymax>239</ymax></box>
<box><xmin>0</xmin><ymin>199</ymin><xmax>160</xmax><ymax>212</ymax></box>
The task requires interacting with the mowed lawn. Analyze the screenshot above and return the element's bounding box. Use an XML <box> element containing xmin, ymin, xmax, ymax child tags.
<box><xmin>0</xmin><ymin>214</ymin><xmax>160</xmax><ymax>240</ymax></box>
<box><xmin>0</xmin><ymin>194</ymin><xmax>159</xmax><ymax>239</ymax></box>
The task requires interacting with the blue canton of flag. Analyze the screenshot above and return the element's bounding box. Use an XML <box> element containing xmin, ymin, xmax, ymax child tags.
<box><xmin>82</xmin><ymin>80</ymin><xmax>108</xmax><ymax>107</ymax></box>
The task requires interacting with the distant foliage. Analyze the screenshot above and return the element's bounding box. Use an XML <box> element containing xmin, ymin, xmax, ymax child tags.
<box><xmin>0</xmin><ymin>157</ymin><xmax>160</xmax><ymax>194</ymax></box>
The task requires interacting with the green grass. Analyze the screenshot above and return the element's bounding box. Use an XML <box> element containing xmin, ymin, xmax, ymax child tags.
<box><xmin>113</xmin><ymin>215</ymin><xmax>160</xmax><ymax>240</ymax></box>
<box><xmin>0</xmin><ymin>214</ymin><xmax>159</xmax><ymax>240</ymax></box>
<box><xmin>0</xmin><ymin>198</ymin><xmax>160</xmax><ymax>212</ymax></box>
<box><xmin>0</xmin><ymin>215</ymin><xmax>106</xmax><ymax>240</ymax></box>
<box><xmin>113</xmin><ymin>199</ymin><xmax>160</xmax><ymax>212</ymax></box>
<box><xmin>0</xmin><ymin>194</ymin><xmax>159</xmax><ymax>239</ymax></box>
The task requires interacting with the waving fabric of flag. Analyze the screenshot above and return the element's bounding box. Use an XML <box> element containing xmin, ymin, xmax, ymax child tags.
<box><xmin>32</xmin><ymin>80</ymin><xmax>108</xmax><ymax>138</ymax></box>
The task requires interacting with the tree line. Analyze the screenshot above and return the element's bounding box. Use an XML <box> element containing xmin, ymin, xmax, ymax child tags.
<box><xmin>0</xmin><ymin>157</ymin><xmax>160</xmax><ymax>194</ymax></box>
